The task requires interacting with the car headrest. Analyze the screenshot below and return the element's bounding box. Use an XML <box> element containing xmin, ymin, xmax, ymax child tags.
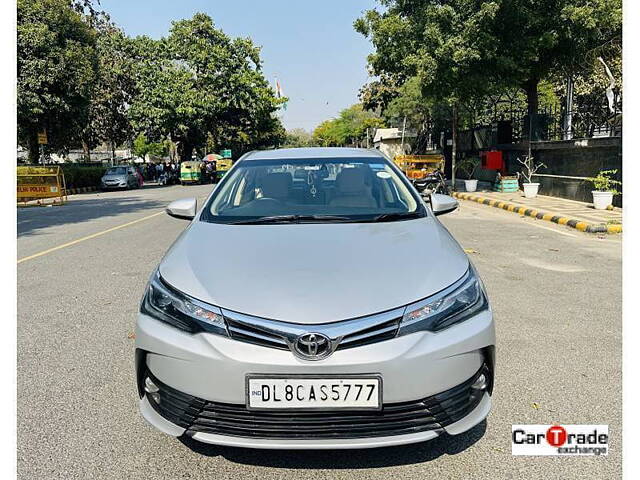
<box><xmin>335</xmin><ymin>168</ymin><xmax>367</xmax><ymax>194</ymax></box>
<box><xmin>260</xmin><ymin>172</ymin><xmax>292</xmax><ymax>199</ymax></box>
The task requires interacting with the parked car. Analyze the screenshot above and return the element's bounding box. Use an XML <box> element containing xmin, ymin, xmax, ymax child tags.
<box><xmin>101</xmin><ymin>166</ymin><xmax>140</xmax><ymax>190</ymax></box>
<box><xmin>136</xmin><ymin>147</ymin><xmax>495</xmax><ymax>449</ymax></box>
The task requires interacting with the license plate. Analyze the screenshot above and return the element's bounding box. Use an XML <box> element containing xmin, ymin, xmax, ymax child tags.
<box><xmin>246</xmin><ymin>375</ymin><xmax>382</xmax><ymax>410</ymax></box>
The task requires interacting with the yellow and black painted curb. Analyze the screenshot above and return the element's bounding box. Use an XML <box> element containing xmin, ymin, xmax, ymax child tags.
<box><xmin>63</xmin><ymin>186</ymin><xmax>98</xmax><ymax>195</ymax></box>
<box><xmin>452</xmin><ymin>192</ymin><xmax>622</xmax><ymax>234</ymax></box>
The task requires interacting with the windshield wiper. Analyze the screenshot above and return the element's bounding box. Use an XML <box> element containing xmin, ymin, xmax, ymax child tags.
<box><xmin>371</xmin><ymin>211</ymin><xmax>424</xmax><ymax>222</ymax></box>
<box><xmin>230</xmin><ymin>215</ymin><xmax>353</xmax><ymax>225</ymax></box>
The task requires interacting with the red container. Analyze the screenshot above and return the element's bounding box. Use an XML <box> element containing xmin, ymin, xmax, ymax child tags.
<box><xmin>480</xmin><ymin>150</ymin><xmax>505</xmax><ymax>173</ymax></box>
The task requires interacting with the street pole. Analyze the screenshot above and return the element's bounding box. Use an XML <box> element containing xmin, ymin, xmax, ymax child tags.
<box><xmin>451</xmin><ymin>105</ymin><xmax>457</xmax><ymax>191</ymax></box>
<box><xmin>564</xmin><ymin>76</ymin><xmax>573</xmax><ymax>140</ymax></box>
<box><xmin>400</xmin><ymin>116</ymin><xmax>407</xmax><ymax>154</ymax></box>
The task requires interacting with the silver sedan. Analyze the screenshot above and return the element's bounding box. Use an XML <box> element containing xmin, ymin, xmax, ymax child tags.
<box><xmin>135</xmin><ymin>147</ymin><xmax>495</xmax><ymax>449</ymax></box>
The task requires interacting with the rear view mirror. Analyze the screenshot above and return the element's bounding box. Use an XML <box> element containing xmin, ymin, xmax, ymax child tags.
<box><xmin>166</xmin><ymin>197</ymin><xmax>197</xmax><ymax>220</ymax></box>
<box><xmin>430</xmin><ymin>193</ymin><xmax>458</xmax><ymax>216</ymax></box>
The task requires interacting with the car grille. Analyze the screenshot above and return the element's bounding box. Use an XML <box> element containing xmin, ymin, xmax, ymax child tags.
<box><xmin>145</xmin><ymin>366</ymin><xmax>489</xmax><ymax>440</ymax></box>
<box><xmin>223</xmin><ymin>308</ymin><xmax>403</xmax><ymax>353</ymax></box>
<box><xmin>226</xmin><ymin>319</ymin><xmax>289</xmax><ymax>350</ymax></box>
<box><xmin>337</xmin><ymin>318</ymin><xmax>400</xmax><ymax>350</ymax></box>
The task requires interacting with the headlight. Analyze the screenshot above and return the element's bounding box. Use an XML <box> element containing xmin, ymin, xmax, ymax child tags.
<box><xmin>140</xmin><ymin>269</ymin><xmax>228</xmax><ymax>336</ymax></box>
<box><xmin>397</xmin><ymin>265</ymin><xmax>488</xmax><ymax>335</ymax></box>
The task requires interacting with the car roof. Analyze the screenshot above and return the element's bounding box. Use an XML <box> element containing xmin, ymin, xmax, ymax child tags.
<box><xmin>243</xmin><ymin>147</ymin><xmax>386</xmax><ymax>161</ymax></box>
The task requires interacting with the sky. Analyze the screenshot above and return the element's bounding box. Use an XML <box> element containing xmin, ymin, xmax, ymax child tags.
<box><xmin>102</xmin><ymin>0</ymin><xmax>379</xmax><ymax>132</ymax></box>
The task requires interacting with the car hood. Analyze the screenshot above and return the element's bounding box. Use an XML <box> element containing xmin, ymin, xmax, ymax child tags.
<box><xmin>103</xmin><ymin>174</ymin><xmax>127</xmax><ymax>180</ymax></box>
<box><xmin>159</xmin><ymin>217</ymin><xmax>469</xmax><ymax>324</ymax></box>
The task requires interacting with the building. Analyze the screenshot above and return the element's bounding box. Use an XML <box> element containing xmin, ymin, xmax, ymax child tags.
<box><xmin>372</xmin><ymin>128</ymin><xmax>417</xmax><ymax>159</ymax></box>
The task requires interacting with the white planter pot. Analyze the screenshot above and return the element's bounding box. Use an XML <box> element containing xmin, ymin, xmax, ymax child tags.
<box><xmin>523</xmin><ymin>183</ymin><xmax>540</xmax><ymax>198</ymax></box>
<box><xmin>464</xmin><ymin>179</ymin><xmax>478</xmax><ymax>192</ymax></box>
<box><xmin>592</xmin><ymin>190</ymin><xmax>613</xmax><ymax>210</ymax></box>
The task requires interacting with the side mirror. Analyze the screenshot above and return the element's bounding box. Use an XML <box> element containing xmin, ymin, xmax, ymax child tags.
<box><xmin>166</xmin><ymin>197</ymin><xmax>197</xmax><ymax>220</ymax></box>
<box><xmin>430</xmin><ymin>193</ymin><xmax>458</xmax><ymax>216</ymax></box>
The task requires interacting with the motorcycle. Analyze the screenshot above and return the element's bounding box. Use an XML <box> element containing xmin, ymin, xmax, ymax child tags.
<box><xmin>412</xmin><ymin>169</ymin><xmax>450</xmax><ymax>195</ymax></box>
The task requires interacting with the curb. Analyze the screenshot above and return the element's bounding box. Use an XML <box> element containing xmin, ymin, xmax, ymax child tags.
<box><xmin>452</xmin><ymin>192</ymin><xmax>622</xmax><ymax>234</ymax></box>
<box><xmin>63</xmin><ymin>186</ymin><xmax>98</xmax><ymax>195</ymax></box>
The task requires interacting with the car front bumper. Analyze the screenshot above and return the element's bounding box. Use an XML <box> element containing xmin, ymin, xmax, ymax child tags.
<box><xmin>135</xmin><ymin>309</ymin><xmax>495</xmax><ymax>449</ymax></box>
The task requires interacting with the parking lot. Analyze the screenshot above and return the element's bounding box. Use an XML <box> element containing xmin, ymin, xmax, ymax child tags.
<box><xmin>17</xmin><ymin>184</ymin><xmax>621</xmax><ymax>479</ymax></box>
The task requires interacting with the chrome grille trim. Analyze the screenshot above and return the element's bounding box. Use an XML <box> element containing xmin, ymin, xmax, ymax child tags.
<box><xmin>222</xmin><ymin>306</ymin><xmax>405</xmax><ymax>353</ymax></box>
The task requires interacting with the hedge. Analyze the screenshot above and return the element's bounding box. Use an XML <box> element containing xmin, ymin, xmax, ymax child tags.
<box><xmin>60</xmin><ymin>165</ymin><xmax>108</xmax><ymax>189</ymax></box>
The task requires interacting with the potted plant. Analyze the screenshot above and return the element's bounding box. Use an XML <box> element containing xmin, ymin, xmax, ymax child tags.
<box><xmin>589</xmin><ymin>169</ymin><xmax>621</xmax><ymax>210</ymax></box>
<box><xmin>517</xmin><ymin>155</ymin><xmax>546</xmax><ymax>198</ymax></box>
<box><xmin>458</xmin><ymin>157</ymin><xmax>480</xmax><ymax>192</ymax></box>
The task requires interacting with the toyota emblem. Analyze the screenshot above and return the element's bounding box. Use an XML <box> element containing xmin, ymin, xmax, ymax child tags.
<box><xmin>293</xmin><ymin>333</ymin><xmax>332</xmax><ymax>360</ymax></box>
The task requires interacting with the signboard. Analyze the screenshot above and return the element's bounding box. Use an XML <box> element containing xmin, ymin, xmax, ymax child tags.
<box><xmin>37</xmin><ymin>130</ymin><xmax>48</xmax><ymax>145</ymax></box>
<box><xmin>17</xmin><ymin>166</ymin><xmax>66</xmax><ymax>204</ymax></box>
<box><xmin>17</xmin><ymin>185</ymin><xmax>60</xmax><ymax>197</ymax></box>
<box><xmin>220</xmin><ymin>149</ymin><xmax>232</xmax><ymax>159</ymax></box>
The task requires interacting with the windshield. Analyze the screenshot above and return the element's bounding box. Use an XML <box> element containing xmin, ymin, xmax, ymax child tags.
<box><xmin>202</xmin><ymin>157</ymin><xmax>425</xmax><ymax>224</ymax></box>
<box><xmin>106</xmin><ymin>167</ymin><xmax>128</xmax><ymax>175</ymax></box>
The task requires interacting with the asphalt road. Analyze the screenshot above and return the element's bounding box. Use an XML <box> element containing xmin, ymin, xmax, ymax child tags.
<box><xmin>17</xmin><ymin>184</ymin><xmax>621</xmax><ymax>479</ymax></box>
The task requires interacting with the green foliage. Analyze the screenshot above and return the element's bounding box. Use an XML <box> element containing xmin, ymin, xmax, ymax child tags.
<box><xmin>60</xmin><ymin>164</ymin><xmax>107</xmax><ymax>188</ymax></box>
<box><xmin>132</xmin><ymin>133</ymin><xmax>166</xmax><ymax>159</ymax></box>
<box><xmin>589</xmin><ymin>169</ymin><xmax>621</xmax><ymax>194</ymax></box>
<box><xmin>127</xmin><ymin>13</ymin><xmax>284</xmax><ymax>160</ymax></box>
<box><xmin>312</xmin><ymin>104</ymin><xmax>384</xmax><ymax>147</ymax></box>
<box><xmin>17</xmin><ymin>0</ymin><xmax>98</xmax><ymax>161</ymax></box>
<box><xmin>18</xmin><ymin>5</ymin><xmax>284</xmax><ymax>163</ymax></box>
<box><xmin>82</xmin><ymin>23</ymin><xmax>136</xmax><ymax>152</ymax></box>
<box><xmin>356</xmin><ymin>0</ymin><xmax>622</xmax><ymax>114</ymax></box>
<box><xmin>283</xmin><ymin>129</ymin><xmax>315</xmax><ymax>148</ymax></box>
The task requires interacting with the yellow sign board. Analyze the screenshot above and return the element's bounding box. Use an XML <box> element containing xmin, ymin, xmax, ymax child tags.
<box><xmin>37</xmin><ymin>130</ymin><xmax>48</xmax><ymax>145</ymax></box>
<box><xmin>17</xmin><ymin>165</ymin><xmax>66</xmax><ymax>205</ymax></box>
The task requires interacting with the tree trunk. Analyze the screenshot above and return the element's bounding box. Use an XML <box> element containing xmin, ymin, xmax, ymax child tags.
<box><xmin>524</xmin><ymin>79</ymin><xmax>539</xmax><ymax>116</ymax></box>
<box><xmin>82</xmin><ymin>140</ymin><xmax>91</xmax><ymax>162</ymax></box>
<box><xmin>27</xmin><ymin>133</ymin><xmax>39</xmax><ymax>164</ymax></box>
<box><xmin>178</xmin><ymin>140</ymin><xmax>193</xmax><ymax>162</ymax></box>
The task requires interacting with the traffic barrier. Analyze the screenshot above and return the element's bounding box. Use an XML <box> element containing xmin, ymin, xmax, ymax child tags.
<box><xmin>17</xmin><ymin>166</ymin><xmax>67</xmax><ymax>206</ymax></box>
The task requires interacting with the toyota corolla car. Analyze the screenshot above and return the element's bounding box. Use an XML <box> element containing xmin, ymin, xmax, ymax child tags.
<box><xmin>135</xmin><ymin>147</ymin><xmax>495</xmax><ymax>449</ymax></box>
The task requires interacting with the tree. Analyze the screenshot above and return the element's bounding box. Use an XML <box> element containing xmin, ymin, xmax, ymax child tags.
<box><xmin>132</xmin><ymin>133</ymin><xmax>166</xmax><ymax>160</ymax></box>
<box><xmin>17</xmin><ymin>0</ymin><xmax>97</xmax><ymax>162</ymax></box>
<box><xmin>127</xmin><ymin>13</ymin><xmax>284</xmax><ymax>161</ymax></box>
<box><xmin>82</xmin><ymin>22</ymin><xmax>136</xmax><ymax>161</ymax></box>
<box><xmin>312</xmin><ymin>104</ymin><xmax>385</xmax><ymax>147</ymax></box>
<box><xmin>355</xmin><ymin>0</ymin><xmax>622</xmax><ymax>116</ymax></box>
<box><xmin>282</xmin><ymin>128</ymin><xmax>314</xmax><ymax>148</ymax></box>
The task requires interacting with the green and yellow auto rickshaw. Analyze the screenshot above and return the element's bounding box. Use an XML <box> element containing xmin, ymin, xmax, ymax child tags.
<box><xmin>180</xmin><ymin>161</ymin><xmax>204</xmax><ymax>185</ymax></box>
<box><xmin>216</xmin><ymin>158</ymin><xmax>233</xmax><ymax>181</ymax></box>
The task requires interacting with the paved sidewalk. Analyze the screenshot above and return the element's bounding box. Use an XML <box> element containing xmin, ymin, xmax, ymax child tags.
<box><xmin>452</xmin><ymin>189</ymin><xmax>622</xmax><ymax>233</ymax></box>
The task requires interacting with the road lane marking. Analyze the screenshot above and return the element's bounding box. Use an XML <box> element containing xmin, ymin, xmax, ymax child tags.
<box><xmin>18</xmin><ymin>210</ymin><xmax>165</xmax><ymax>264</ymax></box>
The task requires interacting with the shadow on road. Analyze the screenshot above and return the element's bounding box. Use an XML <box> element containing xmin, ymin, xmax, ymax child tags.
<box><xmin>17</xmin><ymin>195</ymin><xmax>166</xmax><ymax>237</ymax></box>
<box><xmin>177</xmin><ymin>420</ymin><xmax>487</xmax><ymax>468</ymax></box>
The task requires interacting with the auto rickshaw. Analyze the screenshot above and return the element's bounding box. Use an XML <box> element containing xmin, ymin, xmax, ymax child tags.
<box><xmin>216</xmin><ymin>158</ymin><xmax>233</xmax><ymax>181</ymax></box>
<box><xmin>180</xmin><ymin>160</ymin><xmax>204</xmax><ymax>185</ymax></box>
